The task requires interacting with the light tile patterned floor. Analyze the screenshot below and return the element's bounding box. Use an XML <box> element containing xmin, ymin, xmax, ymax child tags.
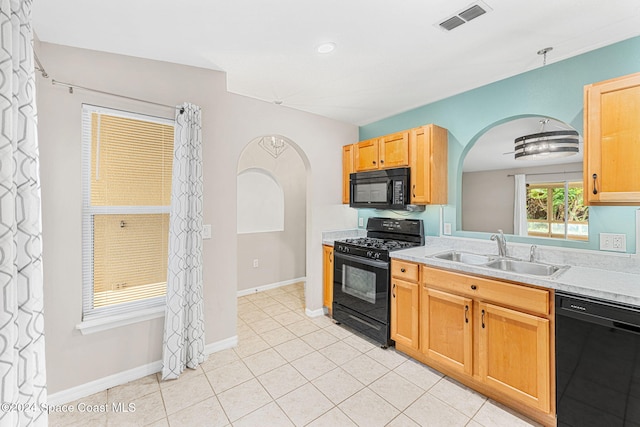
<box><xmin>49</xmin><ymin>283</ymin><xmax>541</xmax><ymax>426</ymax></box>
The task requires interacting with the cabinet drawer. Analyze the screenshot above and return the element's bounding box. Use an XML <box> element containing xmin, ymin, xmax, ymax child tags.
<box><xmin>422</xmin><ymin>266</ymin><xmax>549</xmax><ymax>316</ymax></box>
<box><xmin>392</xmin><ymin>260</ymin><xmax>420</xmax><ymax>282</ymax></box>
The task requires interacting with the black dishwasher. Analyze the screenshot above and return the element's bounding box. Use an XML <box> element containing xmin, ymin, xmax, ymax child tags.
<box><xmin>556</xmin><ymin>292</ymin><xmax>640</xmax><ymax>426</ymax></box>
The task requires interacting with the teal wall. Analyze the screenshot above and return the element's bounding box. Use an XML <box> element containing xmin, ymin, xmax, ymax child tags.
<box><xmin>358</xmin><ymin>36</ymin><xmax>640</xmax><ymax>253</ymax></box>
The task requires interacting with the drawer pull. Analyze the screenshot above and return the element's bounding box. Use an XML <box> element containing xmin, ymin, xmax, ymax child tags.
<box><xmin>481</xmin><ymin>309</ymin><xmax>485</xmax><ymax>328</ymax></box>
<box><xmin>471</xmin><ymin>285</ymin><xmax>477</xmax><ymax>290</ymax></box>
<box><xmin>400</xmin><ymin>268</ymin><xmax>406</xmax><ymax>273</ymax></box>
<box><xmin>464</xmin><ymin>305</ymin><xmax>469</xmax><ymax>324</ymax></box>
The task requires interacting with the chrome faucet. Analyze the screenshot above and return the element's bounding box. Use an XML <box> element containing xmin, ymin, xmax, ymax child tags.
<box><xmin>529</xmin><ymin>245</ymin><xmax>537</xmax><ymax>262</ymax></box>
<box><xmin>490</xmin><ymin>229</ymin><xmax>507</xmax><ymax>258</ymax></box>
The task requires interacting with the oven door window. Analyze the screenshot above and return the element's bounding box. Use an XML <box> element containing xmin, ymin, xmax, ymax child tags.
<box><xmin>353</xmin><ymin>182</ymin><xmax>388</xmax><ymax>204</ymax></box>
<box><xmin>342</xmin><ymin>265</ymin><xmax>376</xmax><ymax>304</ymax></box>
<box><xmin>333</xmin><ymin>253</ymin><xmax>389</xmax><ymax>324</ymax></box>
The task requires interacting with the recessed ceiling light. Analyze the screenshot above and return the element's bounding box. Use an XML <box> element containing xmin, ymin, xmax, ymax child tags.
<box><xmin>316</xmin><ymin>42</ymin><xmax>336</xmax><ymax>54</ymax></box>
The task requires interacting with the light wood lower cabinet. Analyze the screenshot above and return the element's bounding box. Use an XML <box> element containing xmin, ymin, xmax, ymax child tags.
<box><xmin>322</xmin><ymin>245</ymin><xmax>333</xmax><ymax>315</ymax></box>
<box><xmin>421</xmin><ymin>288</ymin><xmax>473</xmax><ymax>376</ymax></box>
<box><xmin>391</xmin><ymin>262</ymin><xmax>554</xmax><ymax>426</ymax></box>
<box><xmin>478</xmin><ymin>302</ymin><xmax>550</xmax><ymax>413</ymax></box>
<box><xmin>390</xmin><ymin>260</ymin><xmax>420</xmax><ymax>350</ymax></box>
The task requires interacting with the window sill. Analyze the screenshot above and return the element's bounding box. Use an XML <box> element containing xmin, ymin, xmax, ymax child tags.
<box><xmin>76</xmin><ymin>305</ymin><xmax>165</xmax><ymax>335</ymax></box>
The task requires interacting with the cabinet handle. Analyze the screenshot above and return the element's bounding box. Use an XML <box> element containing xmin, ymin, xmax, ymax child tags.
<box><xmin>373</xmin><ymin>160</ymin><xmax>377</xmax><ymax>165</ymax></box>
<box><xmin>380</xmin><ymin>159</ymin><xmax>384</xmax><ymax>164</ymax></box>
<box><xmin>400</xmin><ymin>268</ymin><xmax>406</xmax><ymax>273</ymax></box>
<box><xmin>481</xmin><ymin>309</ymin><xmax>485</xmax><ymax>329</ymax></box>
<box><xmin>464</xmin><ymin>305</ymin><xmax>469</xmax><ymax>324</ymax></box>
<box><xmin>412</xmin><ymin>184</ymin><xmax>416</xmax><ymax>198</ymax></box>
<box><xmin>592</xmin><ymin>173</ymin><xmax>598</xmax><ymax>195</ymax></box>
<box><xmin>470</xmin><ymin>285</ymin><xmax>477</xmax><ymax>290</ymax></box>
<box><xmin>392</xmin><ymin>283</ymin><xmax>395</xmax><ymax>298</ymax></box>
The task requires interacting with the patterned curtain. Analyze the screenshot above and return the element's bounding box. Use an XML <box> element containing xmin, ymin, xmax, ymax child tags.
<box><xmin>0</xmin><ymin>0</ymin><xmax>48</xmax><ymax>425</ymax></box>
<box><xmin>161</xmin><ymin>103</ymin><xmax>205</xmax><ymax>380</ymax></box>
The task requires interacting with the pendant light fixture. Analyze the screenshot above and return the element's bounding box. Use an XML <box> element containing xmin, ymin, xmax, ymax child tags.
<box><xmin>514</xmin><ymin>48</ymin><xmax>579</xmax><ymax>160</ymax></box>
<box><xmin>514</xmin><ymin>118</ymin><xmax>579</xmax><ymax>160</ymax></box>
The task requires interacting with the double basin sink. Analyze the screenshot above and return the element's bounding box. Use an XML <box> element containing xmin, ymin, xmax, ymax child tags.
<box><xmin>432</xmin><ymin>250</ymin><xmax>568</xmax><ymax>278</ymax></box>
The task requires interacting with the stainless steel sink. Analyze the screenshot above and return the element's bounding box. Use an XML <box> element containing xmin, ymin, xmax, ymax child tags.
<box><xmin>433</xmin><ymin>251</ymin><xmax>495</xmax><ymax>265</ymax></box>
<box><xmin>431</xmin><ymin>250</ymin><xmax>568</xmax><ymax>278</ymax></box>
<box><xmin>484</xmin><ymin>258</ymin><xmax>564</xmax><ymax>277</ymax></box>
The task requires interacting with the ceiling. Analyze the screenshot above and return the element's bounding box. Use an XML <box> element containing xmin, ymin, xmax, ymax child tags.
<box><xmin>463</xmin><ymin>117</ymin><xmax>582</xmax><ymax>172</ymax></box>
<box><xmin>32</xmin><ymin>0</ymin><xmax>640</xmax><ymax>126</ymax></box>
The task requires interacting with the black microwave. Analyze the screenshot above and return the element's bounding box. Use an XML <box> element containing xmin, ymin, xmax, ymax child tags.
<box><xmin>350</xmin><ymin>167</ymin><xmax>414</xmax><ymax>210</ymax></box>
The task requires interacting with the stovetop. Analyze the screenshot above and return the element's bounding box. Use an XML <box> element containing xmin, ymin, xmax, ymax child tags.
<box><xmin>334</xmin><ymin>217</ymin><xmax>425</xmax><ymax>262</ymax></box>
<box><xmin>341</xmin><ymin>237</ymin><xmax>418</xmax><ymax>251</ymax></box>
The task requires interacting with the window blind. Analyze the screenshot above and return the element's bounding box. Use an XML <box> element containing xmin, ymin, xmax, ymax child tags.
<box><xmin>82</xmin><ymin>105</ymin><xmax>174</xmax><ymax>320</ymax></box>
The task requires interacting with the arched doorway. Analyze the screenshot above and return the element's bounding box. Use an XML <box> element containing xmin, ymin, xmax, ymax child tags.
<box><xmin>236</xmin><ymin>135</ymin><xmax>310</xmax><ymax>303</ymax></box>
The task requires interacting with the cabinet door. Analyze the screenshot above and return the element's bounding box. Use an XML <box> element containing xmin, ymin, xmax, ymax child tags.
<box><xmin>478</xmin><ymin>302</ymin><xmax>550</xmax><ymax>413</ymax></box>
<box><xmin>342</xmin><ymin>145</ymin><xmax>354</xmax><ymax>204</ymax></box>
<box><xmin>322</xmin><ymin>245</ymin><xmax>333</xmax><ymax>314</ymax></box>
<box><xmin>354</xmin><ymin>138</ymin><xmax>379</xmax><ymax>171</ymax></box>
<box><xmin>390</xmin><ymin>278</ymin><xmax>419</xmax><ymax>350</ymax></box>
<box><xmin>379</xmin><ymin>131</ymin><xmax>409</xmax><ymax>169</ymax></box>
<box><xmin>420</xmin><ymin>287</ymin><xmax>473</xmax><ymax>375</ymax></box>
<box><xmin>585</xmin><ymin>72</ymin><xmax>640</xmax><ymax>204</ymax></box>
<box><xmin>409</xmin><ymin>125</ymin><xmax>448</xmax><ymax>204</ymax></box>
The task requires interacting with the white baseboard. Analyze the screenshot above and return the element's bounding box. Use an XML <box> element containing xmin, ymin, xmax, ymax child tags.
<box><xmin>237</xmin><ymin>277</ymin><xmax>306</xmax><ymax>297</ymax></box>
<box><xmin>47</xmin><ymin>335</ymin><xmax>238</xmax><ymax>406</ymax></box>
<box><xmin>305</xmin><ymin>307</ymin><xmax>325</xmax><ymax>318</ymax></box>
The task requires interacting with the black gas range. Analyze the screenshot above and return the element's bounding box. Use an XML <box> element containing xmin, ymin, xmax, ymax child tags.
<box><xmin>332</xmin><ymin>217</ymin><xmax>424</xmax><ymax>346</ymax></box>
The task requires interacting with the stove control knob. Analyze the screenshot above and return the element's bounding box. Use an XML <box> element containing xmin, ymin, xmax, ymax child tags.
<box><xmin>374</xmin><ymin>253</ymin><xmax>381</xmax><ymax>259</ymax></box>
<box><xmin>366</xmin><ymin>251</ymin><xmax>373</xmax><ymax>258</ymax></box>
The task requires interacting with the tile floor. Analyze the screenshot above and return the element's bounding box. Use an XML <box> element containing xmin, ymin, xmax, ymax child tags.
<box><xmin>50</xmin><ymin>283</ymin><xmax>541</xmax><ymax>426</ymax></box>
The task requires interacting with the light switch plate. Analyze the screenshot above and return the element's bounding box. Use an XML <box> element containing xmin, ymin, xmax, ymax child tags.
<box><xmin>202</xmin><ymin>224</ymin><xmax>212</xmax><ymax>239</ymax></box>
<box><xmin>443</xmin><ymin>223</ymin><xmax>452</xmax><ymax>235</ymax></box>
<box><xmin>359</xmin><ymin>217</ymin><xmax>364</xmax><ymax>227</ymax></box>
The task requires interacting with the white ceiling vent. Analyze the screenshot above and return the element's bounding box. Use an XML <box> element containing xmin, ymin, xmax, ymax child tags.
<box><xmin>437</xmin><ymin>1</ymin><xmax>492</xmax><ymax>31</ymax></box>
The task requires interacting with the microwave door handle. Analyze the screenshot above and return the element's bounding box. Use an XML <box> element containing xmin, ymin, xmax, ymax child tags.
<box><xmin>388</xmin><ymin>180</ymin><xmax>393</xmax><ymax>205</ymax></box>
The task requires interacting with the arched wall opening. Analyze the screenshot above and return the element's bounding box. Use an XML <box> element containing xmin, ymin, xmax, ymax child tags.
<box><xmin>236</xmin><ymin>135</ymin><xmax>310</xmax><ymax>299</ymax></box>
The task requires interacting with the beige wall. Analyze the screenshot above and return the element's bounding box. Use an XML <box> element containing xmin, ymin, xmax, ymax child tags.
<box><xmin>237</xmin><ymin>140</ymin><xmax>306</xmax><ymax>290</ymax></box>
<box><xmin>36</xmin><ymin>41</ymin><xmax>358</xmax><ymax>394</ymax></box>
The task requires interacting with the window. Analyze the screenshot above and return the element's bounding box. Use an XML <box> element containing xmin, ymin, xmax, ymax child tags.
<box><xmin>82</xmin><ymin>105</ymin><xmax>174</xmax><ymax>320</ymax></box>
<box><xmin>526</xmin><ymin>181</ymin><xmax>588</xmax><ymax>240</ymax></box>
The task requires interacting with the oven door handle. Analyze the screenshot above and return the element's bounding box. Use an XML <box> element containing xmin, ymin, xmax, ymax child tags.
<box><xmin>334</xmin><ymin>252</ymin><xmax>390</xmax><ymax>269</ymax></box>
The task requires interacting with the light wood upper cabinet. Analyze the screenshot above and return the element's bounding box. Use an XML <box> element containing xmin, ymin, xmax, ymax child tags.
<box><xmin>410</xmin><ymin>125</ymin><xmax>448</xmax><ymax>205</ymax></box>
<box><xmin>354</xmin><ymin>131</ymin><xmax>411</xmax><ymax>172</ymax></box>
<box><xmin>421</xmin><ymin>287</ymin><xmax>473</xmax><ymax>376</ymax></box>
<box><xmin>354</xmin><ymin>138</ymin><xmax>380</xmax><ymax>171</ymax></box>
<box><xmin>584</xmin><ymin>72</ymin><xmax>640</xmax><ymax>205</ymax></box>
<box><xmin>379</xmin><ymin>131</ymin><xmax>410</xmax><ymax>168</ymax></box>
<box><xmin>342</xmin><ymin>145</ymin><xmax>355</xmax><ymax>204</ymax></box>
<box><xmin>346</xmin><ymin>124</ymin><xmax>448</xmax><ymax>205</ymax></box>
<box><xmin>322</xmin><ymin>245</ymin><xmax>333</xmax><ymax>315</ymax></box>
<box><xmin>478</xmin><ymin>302</ymin><xmax>550</xmax><ymax>413</ymax></box>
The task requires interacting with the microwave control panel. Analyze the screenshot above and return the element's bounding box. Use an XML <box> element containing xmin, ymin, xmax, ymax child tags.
<box><xmin>392</xmin><ymin>180</ymin><xmax>404</xmax><ymax>204</ymax></box>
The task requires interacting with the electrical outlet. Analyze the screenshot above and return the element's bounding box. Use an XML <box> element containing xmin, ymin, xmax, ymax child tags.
<box><xmin>253</xmin><ymin>259</ymin><xmax>259</xmax><ymax>268</ymax></box>
<box><xmin>443</xmin><ymin>223</ymin><xmax>452</xmax><ymax>235</ymax></box>
<box><xmin>358</xmin><ymin>217</ymin><xmax>364</xmax><ymax>227</ymax></box>
<box><xmin>600</xmin><ymin>233</ymin><xmax>626</xmax><ymax>252</ymax></box>
<box><xmin>202</xmin><ymin>224</ymin><xmax>212</xmax><ymax>239</ymax></box>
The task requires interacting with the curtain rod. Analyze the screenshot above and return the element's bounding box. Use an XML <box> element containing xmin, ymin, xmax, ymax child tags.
<box><xmin>51</xmin><ymin>79</ymin><xmax>178</xmax><ymax>111</ymax></box>
<box><xmin>507</xmin><ymin>170</ymin><xmax>582</xmax><ymax>177</ymax></box>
